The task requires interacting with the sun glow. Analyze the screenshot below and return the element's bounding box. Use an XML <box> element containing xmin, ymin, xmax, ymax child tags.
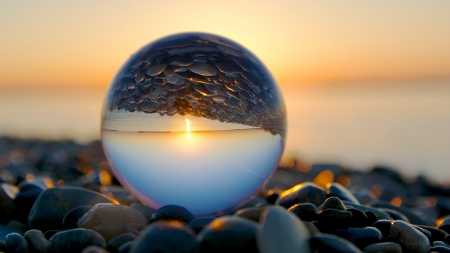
<box><xmin>185</xmin><ymin>118</ymin><xmax>192</xmax><ymax>139</ymax></box>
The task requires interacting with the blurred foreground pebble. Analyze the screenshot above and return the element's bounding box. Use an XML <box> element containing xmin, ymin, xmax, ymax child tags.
<box><xmin>0</xmin><ymin>136</ymin><xmax>450</xmax><ymax>252</ymax></box>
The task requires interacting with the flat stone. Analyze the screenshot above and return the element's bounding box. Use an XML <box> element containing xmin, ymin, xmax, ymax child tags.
<box><xmin>129</xmin><ymin>221</ymin><xmax>198</xmax><ymax>253</ymax></box>
<box><xmin>215</xmin><ymin>63</ymin><xmax>242</xmax><ymax>75</ymax></box>
<box><xmin>188</xmin><ymin>63</ymin><xmax>218</xmax><ymax>76</ymax></box>
<box><xmin>326</xmin><ymin>183</ymin><xmax>360</xmax><ymax>204</ymax></box>
<box><xmin>371</xmin><ymin>220</ymin><xmax>392</xmax><ymax>238</ymax></box>
<box><xmin>28</xmin><ymin>187</ymin><xmax>113</xmax><ymax>231</ymax></box>
<box><xmin>146</xmin><ymin>64</ymin><xmax>167</xmax><ymax>76</ymax></box>
<box><xmin>24</xmin><ymin>229</ymin><xmax>47</xmax><ymax>253</ymax></box>
<box><xmin>198</xmin><ymin>216</ymin><xmax>258</xmax><ymax>253</ymax></box>
<box><xmin>150</xmin><ymin>205</ymin><xmax>195</xmax><ymax>224</ymax></box>
<box><xmin>78</xmin><ymin>203</ymin><xmax>147</xmax><ymax>241</ymax></box>
<box><xmin>276</xmin><ymin>182</ymin><xmax>327</xmax><ymax>208</ymax></box>
<box><xmin>47</xmin><ymin>228</ymin><xmax>106</xmax><ymax>253</ymax></box>
<box><xmin>310</xmin><ymin>234</ymin><xmax>362</xmax><ymax>253</ymax></box>
<box><xmin>390</xmin><ymin>220</ymin><xmax>430</xmax><ymax>253</ymax></box>
<box><xmin>363</xmin><ymin>242</ymin><xmax>402</xmax><ymax>253</ymax></box>
<box><xmin>257</xmin><ymin>206</ymin><xmax>311</xmax><ymax>253</ymax></box>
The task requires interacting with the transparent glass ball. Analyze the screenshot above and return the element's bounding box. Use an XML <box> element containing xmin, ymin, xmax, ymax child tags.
<box><xmin>101</xmin><ymin>33</ymin><xmax>286</xmax><ymax>215</ymax></box>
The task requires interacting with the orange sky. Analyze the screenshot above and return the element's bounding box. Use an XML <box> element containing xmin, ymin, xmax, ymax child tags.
<box><xmin>1</xmin><ymin>0</ymin><xmax>450</xmax><ymax>89</ymax></box>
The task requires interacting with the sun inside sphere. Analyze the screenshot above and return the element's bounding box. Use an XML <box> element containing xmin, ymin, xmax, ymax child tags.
<box><xmin>101</xmin><ymin>32</ymin><xmax>287</xmax><ymax>215</ymax></box>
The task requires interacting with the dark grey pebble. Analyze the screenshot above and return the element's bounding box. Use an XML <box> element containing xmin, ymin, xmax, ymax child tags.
<box><xmin>107</xmin><ymin>233</ymin><xmax>136</xmax><ymax>253</ymax></box>
<box><xmin>188</xmin><ymin>217</ymin><xmax>215</xmax><ymax>234</ymax></box>
<box><xmin>431</xmin><ymin>246</ymin><xmax>450</xmax><ymax>253</ymax></box>
<box><xmin>62</xmin><ymin>206</ymin><xmax>92</xmax><ymax>230</ymax></box>
<box><xmin>28</xmin><ymin>187</ymin><xmax>113</xmax><ymax>231</ymax></box>
<box><xmin>287</xmin><ymin>203</ymin><xmax>317</xmax><ymax>221</ymax></box>
<box><xmin>24</xmin><ymin>229</ymin><xmax>47</xmax><ymax>253</ymax></box>
<box><xmin>47</xmin><ymin>228</ymin><xmax>106</xmax><ymax>253</ymax></box>
<box><xmin>198</xmin><ymin>216</ymin><xmax>258</xmax><ymax>253</ymax></box>
<box><xmin>234</xmin><ymin>206</ymin><xmax>266</xmax><ymax>222</ymax></box>
<box><xmin>309</xmin><ymin>233</ymin><xmax>362</xmax><ymax>253</ymax></box>
<box><xmin>371</xmin><ymin>201</ymin><xmax>434</xmax><ymax>226</ymax></box>
<box><xmin>342</xmin><ymin>201</ymin><xmax>391</xmax><ymax>220</ymax></box>
<box><xmin>331</xmin><ymin>227</ymin><xmax>382</xmax><ymax>249</ymax></box>
<box><xmin>276</xmin><ymin>182</ymin><xmax>326</xmax><ymax>208</ymax></box>
<box><xmin>363</xmin><ymin>242</ymin><xmax>402</xmax><ymax>253</ymax></box>
<box><xmin>150</xmin><ymin>205</ymin><xmax>195</xmax><ymax>224</ymax></box>
<box><xmin>413</xmin><ymin>225</ymin><xmax>433</xmax><ymax>243</ymax></box>
<box><xmin>318</xmin><ymin>196</ymin><xmax>346</xmax><ymax>211</ymax></box>
<box><xmin>346</xmin><ymin>208</ymin><xmax>369</xmax><ymax>228</ymax></box>
<box><xmin>390</xmin><ymin>220</ymin><xmax>430</xmax><ymax>253</ymax></box>
<box><xmin>43</xmin><ymin>230</ymin><xmax>59</xmax><ymax>240</ymax></box>
<box><xmin>129</xmin><ymin>221</ymin><xmax>198</xmax><ymax>253</ymax></box>
<box><xmin>326</xmin><ymin>183</ymin><xmax>360</xmax><ymax>204</ymax></box>
<box><xmin>317</xmin><ymin>209</ymin><xmax>353</xmax><ymax>228</ymax></box>
<box><xmin>371</xmin><ymin>220</ymin><xmax>393</xmax><ymax>238</ymax></box>
<box><xmin>125</xmin><ymin>223</ymin><xmax>145</xmax><ymax>235</ymax></box>
<box><xmin>78</xmin><ymin>203</ymin><xmax>147</xmax><ymax>241</ymax></box>
<box><xmin>434</xmin><ymin>241</ymin><xmax>450</xmax><ymax>247</ymax></box>
<box><xmin>5</xmin><ymin>233</ymin><xmax>28</xmax><ymax>253</ymax></box>
<box><xmin>417</xmin><ymin>225</ymin><xmax>448</xmax><ymax>242</ymax></box>
<box><xmin>364</xmin><ymin>211</ymin><xmax>379</xmax><ymax>225</ymax></box>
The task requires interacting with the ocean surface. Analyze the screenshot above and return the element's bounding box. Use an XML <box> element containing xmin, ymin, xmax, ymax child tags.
<box><xmin>1</xmin><ymin>80</ymin><xmax>450</xmax><ymax>183</ymax></box>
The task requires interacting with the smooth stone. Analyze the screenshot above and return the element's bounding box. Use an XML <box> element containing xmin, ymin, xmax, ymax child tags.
<box><xmin>287</xmin><ymin>203</ymin><xmax>317</xmax><ymax>221</ymax></box>
<box><xmin>346</xmin><ymin>208</ymin><xmax>369</xmax><ymax>228</ymax></box>
<box><xmin>372</xmin><ymin>201</ymin><xmax>434</xmax><ymax>226</ymax></box>
<box><xmin>431</xmin><ymin>246</ymin><xmax>450</xmax><ymax>252</ymax></box>
<box><xmin>188</xmin><ymin>217</ymin><xmax>215</xmax><ymax>234</ymax></box>
<box><xmin>310</xmin><ymin>234</ymin><xmax>362</xmax><ymax>253</ymax></box>
<box><xmin>318</xmin><ymin>196</ymin><xmax>346</xmax><ymax>211</ymax></box>
<box><xmin>82</xmin><ymin>245</ymin><xmax>110</xmax><ymax>253</ymax></box>
<box><xmin>257</xmin><ymin>206</ymin><xmax>311</xmax><ymax>253</ymax></box>
<box><xmin>276</xmin><ymin>182</ymin><xmax>327</xmax><ymax>208</ymax></box>
<box><xmin>342</xmin><ymin>201</ymin><xmax>391</xmax><ymax>220</ymax></box>
<box><xmin>47</xmin><ymin>228</ymin><xmax>106</xmax><ymax>253</ymax></box>
<box><xmin>434</xmin><ymin>241</ymin><xmax>450</xmax><ymax>247</ymax></box>
<box><xmin>215</xmin><ymin>63</ymin><xmax>242</xmax><ymax>75</ymax></box>
<box><xmin>43</xmin><ymin>230</ymin><xmax>59</xmax><ymax>240</ymax></box>
<box><xmin>24</xmin><ymin>229</ymin><xmax>47</xmax><ymax>253</ymax></box>
<box><xmin>78</xmin><ymin>203</ymin><xmax>147</xmax><ymax>241</ymax></box>
<box><xmin>331</xmin><ymin>227</ymin><xmax>382</xmax><ymax>249</ymax></box>
<box><xmin>130</xmin><ymin>204</ymin><xmax>154</xmax><ymax>223</ymax></box>
<box><xmin>129</xmin><ymin>221</ymin><xmax>198</xmax><ymax>253</ymax></box>
<box><xmin>62</xmin><ymin>206</ymin><xmax>92</xmax><ymax>229</ymax></box>
<box><xmin>150</xmin><ymin>205</ymin><xmax>195</xmax><ymax>224</ymax></box>
<box><xmin>391</xmin><ymin>220</ymin><xmax>430</xmax><ymax>253</ymax></box>
<box><xmin>5</xmin><ymin>233</ymin><xmax>28</xmax><ymax>253</ymax></box>
<box><xmin>417</xmin><ymin>225</ymin><xmax>448</xmax><ymax>242</ymax></box>
<box><xmin>146</xmin><ymin>64</ymin><xmax>167</xmax><ymax>76</ymax></box>
<box><xmin>365</xmin><ymin>211</ymin><xmax>379</xmax><ymax>225</ymax></box>
<box><xmin>317</xmin><ymin>209</ymin><xmax>353</xmax><ymax>228</ymax></box>
<box><xmin>371</xmin><ymin>220</ymin><xmax>393</xmax><ymax>238</ymax></box>
<box><xmin>234</xmin><ymin>206</ymin><xmax>266</xmax><ymax>222</ymax></box>
<box><xmin>198</xmin><ymin>216</ymin><xmax>258</xmax><ymax>253</ymax></box>
<box><xmin>413</xmin><ymin>225</ymin><xmax>433</xmax><ymax>243</ymax></box>
<box><xmin>363</xmin><ymin>242</ymin><xmax>402</xmax><ymax>253</ymax></box>
<box><xmin>28</xmin><ymin>187</ymin><xmax>113</xmax><ymax>231</ymax></box>
<box><xmin>188</xmin><ymin>63</ymin><xmax>218</xmax><ymax>76</ymax></box>
<box><xmin>125</xmin><ymin>223</ymin><xmax>145</xmax><ymax>235</ymax></box>
<box><xmin>107</xmin><ymin>233</ymin><xmax>136</xmax><ymax>253</ymax></box>
<box><xmin>326</xmin><ymin>183</ymin><xmax>360</xmax><ymax>204</ymax></box>
<box><xmin>379</xmin><ymin>208</ymin><xmax>410</xmax><ymax>222</ymax></box>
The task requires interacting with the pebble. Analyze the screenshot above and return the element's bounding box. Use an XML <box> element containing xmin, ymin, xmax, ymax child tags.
<box><xmin>326</xmin><ymin>183</ymin><xmax>360</xmax><ymax>204</ymax></box>
<box><xmin>417</xmin><ymin>225</ymin><xmax>448</xmax><ymax>242</ymax></box>
<box><xmin>78</xmin><ymin>203</ymin><xmax>147</xmax><ymax>241</ymax></box>
<box><xmin>62</xmin><ymin>206</ymin><xmax>92</xmax><ymax>229</ymax></box>
<box><xmin>363</xmin><ymin>242</ymin><xmax>402</xmax><ymax>253</ymax></box>
<box><xmin>150</xmin><ymin>205</ymin><xmax>195</xmax><ymax>224</ymax></box>
<box><xmin>82</xmin><ymin>245</ymin><xmax>110</xmax><ymax>253</ymax></box>
<box><xmin>146</xmin><ymin>64</ymin><xmax>167</xmax><ymax>76</ymax></box>
<box><xmin>47</xmin><ymin>228</ymin><xmax>106</xmax><ymax>253</ymax></box>
<box><xmin>309</xmin><ymin>233</ymin><xmax>362</xmax><ymax>253</ymax></box>
<box><xmin>277</xmin><ymin>182</ymin><xmax>327</xmax><ymax>208</ymax></box>
<box><xmin>130</xmin><ymin>204</ymin><xmax>154</xmax><ymax>223</ymax></box>
<box><xmin>342</xmin><ymin>201</ymin><xmax>391</xmax><ymax>220</ymax></box>
<box><xmin>188</xmin><ymin>217</ymin><xmax>215</xmax><ymax>234</ymax></box>
<box><xmin>346</xmin><ymin>208</ymin><xmax>369</xmax><ymax>228</ymax></box>
<box><xmin>24</xmin><ymin>229</ymin><xmax>48</xmax><ymax>253</ymax></box>
<box><xmin>287</xmin><ymin>203</ymin><xmax>317</xmax><ymax>221</ymax></box>
<box><xmin>371</xmin><ymin>220</ymin><xmax>393</xmax><ymax>238</ymax></box>
<box><xmin>198</xmin><ymin>216</ymin><xmax>258</xmax><ymax>253</ymax></box>
<box><xmin>257</xmin><ymin>206</ymin><xmax>311</xmax><ymax>253</ymax></box>
<box><xmin>234</xmin><ymin>206</ymin><xmax>266</xmax><ymax>222</ymax></box>
<box><xmin>432</xmin><ymin>246</ymin><xmax>450</xmax><ymax>253</ymax></box>
<box><xmin>5</xmin><ymin>233</ymin><xmax>28</xmax><ymax>253</ymax></box>
<box><xmin>107</xmin><ymin>233</ymin><xmax>136</xmax><ymax>253</ymax></box>
<box><xmin>372</xmin><ymin>201</ymin><xmax>434</xmax><ymax>226</ymax></box>
<box><xmin>317</xmin><ymin>196</ymin><xmax>346</xmax><ymax>211</ymax></box>
<box><xmin>188</xmin><ymin>63</ymin><xmax>218</xmax><ymax>76</ymax></box>
<box><xmin>129</xmin><ymin>221</ymin><xmax>198</xmax><ymax>253</ymax></box>
<box><xmin>331</xmin><ymin>227</ymin><xmax>382</xmax><ymax>249</ymax></box>
<box><xmin>390</xmin><ymin>220</ymin><xmax>430</xmax><ymax>253</ymax></box>
<box><xmin>317</xmin><ymin>209</ymin><xmax>353</xmax><ymax>228</ymax></box>
<box><xmin>28</xmin><ymin>187</ymin><xmax>113</xmax><ymax>231</ymax></box>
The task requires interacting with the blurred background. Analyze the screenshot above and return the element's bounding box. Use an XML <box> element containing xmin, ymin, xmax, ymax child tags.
<box><xmin>1</xmin><ymin>1</ymin><xmax>450</xmax><ymax>183</ymax></box>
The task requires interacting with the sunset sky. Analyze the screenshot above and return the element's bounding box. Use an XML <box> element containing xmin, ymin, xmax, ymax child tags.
<box><xmin>1</xmin><ymin>0</ymin><xmax>449</xmax><ymax>90</ymax></box>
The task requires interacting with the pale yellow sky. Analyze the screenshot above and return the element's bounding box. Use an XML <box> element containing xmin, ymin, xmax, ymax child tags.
<box><xmin>1</xmin><ymin>0</ymin><xmax>450</xmax><ymax>89</ymax></box>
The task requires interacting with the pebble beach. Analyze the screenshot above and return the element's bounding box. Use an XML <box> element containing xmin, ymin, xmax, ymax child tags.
<box><xmin>0</xmin><ymin>136</ymin><xmax>450</xmax><ymax>253</ymax></box>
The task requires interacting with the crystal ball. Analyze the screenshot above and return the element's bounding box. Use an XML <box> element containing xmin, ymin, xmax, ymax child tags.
<box><xmin>101</xmin><ymin>33</ymin><xmax>286</xmax><ymax>215</ymax></box>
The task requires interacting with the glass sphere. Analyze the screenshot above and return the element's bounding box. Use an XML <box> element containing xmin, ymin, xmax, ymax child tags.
<box><xmin>101</xmin><ymin>33</ymin><xmax>286</xmax><ymax>215</ymax></box>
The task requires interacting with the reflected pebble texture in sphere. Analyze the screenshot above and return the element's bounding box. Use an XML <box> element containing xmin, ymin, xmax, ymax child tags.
<box><xmin>101</xmin><ymin>33</ymin><xmax>287</xmax><ymax>215</ymax></box>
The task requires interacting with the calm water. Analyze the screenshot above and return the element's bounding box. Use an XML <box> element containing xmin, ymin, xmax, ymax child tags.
<box><xmin>102</xmin><ymin>129</ymin><xmax>284</xmax><ymax>215</ymax></box>
<box><xmin>1</xmin><ymin>80</ymin><xmax>450</xmax><ymax>182</ymax></box>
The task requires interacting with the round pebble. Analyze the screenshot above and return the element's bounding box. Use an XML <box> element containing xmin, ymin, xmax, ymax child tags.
<box><xmin>5</xmin><ymin>233</ymin><xmax>28</xmax><ymax>253</ymax></box>
<box><xmin>24</xmin><ymin>229</ymin><xmax>48</xmax><ymax>253</ymax></box>
<box><xmin>390</xmin><ymin>220</ymin><xmax>430</xmax><ymax>253</ymax></box>
<box><xmin>47</xmin><ymin>228</ymin><xmax>106</xmax><ymax>253</ymax></box>
<box><xmin>150</xmin><ymin>205</ymin><xmax>195</xmax><ymax>224</ymax></box>
<box><xmin>188</xmin><ymin>217</ymin><xmax>215</xmax><ymax>234</ymax></box>
<box><xmin>276</xmin><ymin>182</ymin><xmax>326</xmax><ymax>208</ymax></box>
<box><xmin>363</xmin><ymin>242</ymin><xmax>402</xmax><ymax>253</ymax></box>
